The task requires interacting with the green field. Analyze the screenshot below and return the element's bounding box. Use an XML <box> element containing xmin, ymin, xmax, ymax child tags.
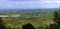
<box><xmin>0</xmin><ymin>10</ymin><xmax>55</xmax><ymax>29</ymax></box>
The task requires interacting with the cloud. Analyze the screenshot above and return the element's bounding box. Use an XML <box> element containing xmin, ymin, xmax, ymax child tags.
<box><xmin>0</xmin><ymin>0</ymin><xmax>59</xmax><ymax>9</ymax></box>
<box><xmin>43</xmin><ymin>1</ymin><xmax>60</xmax><ymax>4</ymax></box>
<box><xmin>53</xmin><ymin>1</ymin><xmax>60</xmax><ymax>3</ymax></box>
<box><xmin>45</xmin><ymin>1</ymin><xmax>51</xmax><ymax>4</ymax></box>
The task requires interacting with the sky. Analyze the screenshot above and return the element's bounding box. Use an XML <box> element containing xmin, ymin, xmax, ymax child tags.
<box><xmin>0</xmin><ymin>0</ymin><xmax>60</xmax><ymax>9</ymax></box>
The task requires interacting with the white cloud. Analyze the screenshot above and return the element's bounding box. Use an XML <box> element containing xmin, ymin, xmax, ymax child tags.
<box><xmin>44</xmin><ymin>1</ymin><xmax>60</xmax><ymax>4</ymax></box>
<box><xmin>7</xmin><ymin>5</ymin><xmax>12</xmax><ymax>6</ymax></box>
<box><xmin>0</xmin><ymin>0</ymin><xmax>59</xmax><ymax>9</ymax></box>
<box><xmin>45</xmin><ymin>1</ymin><xmax>51</xmax><ymax>4</ymax></box>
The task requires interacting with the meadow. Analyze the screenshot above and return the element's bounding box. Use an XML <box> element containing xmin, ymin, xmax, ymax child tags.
<box><xmin>0</xmin><ymin>9</ymin><xmax>59</xmax><ymax>29</ymax></box>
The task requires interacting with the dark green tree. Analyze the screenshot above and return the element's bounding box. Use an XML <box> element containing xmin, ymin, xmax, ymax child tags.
<box><xmin>48</xmin><ymin>10</ymin><xmax>60</xmax><ymax>29</ymax></box>
<box><xmin>45</xmin><ymin>10</ymin><xmax>60</xmax><ymax>29</ymax></box>
<box><xmin>22</xmin><ymin>23</ymin><xmax>35</xmax><ymax>29</ymax></box>
<box><xmin>0</xmin><ymin>18</ymin><xmax>5</xmax><ymax>29</ymax></box>
<box><xmin>53</xmin><ymin>10</ymin><xmax>60</xmax><ymax>29</ymax></box>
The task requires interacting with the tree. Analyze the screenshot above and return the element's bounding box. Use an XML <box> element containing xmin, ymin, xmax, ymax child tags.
<box><xmin>49</xmin><ymin>10</ymin><xmax>60</xmax><ymax>29</ymax></box>
<box><xmin>22</xmin><ymin>23</ymin><xmax>35</xmax><ymax>29</ymax></box>
<box><xmin>45</xmin><ymin>10</ymin><xmax>60</xmax><ymax>29</ymax></box>
<box><xmin>0</xmin><ymin>18</ymin><xmax>5</xmax><ymax>29</ymax></box>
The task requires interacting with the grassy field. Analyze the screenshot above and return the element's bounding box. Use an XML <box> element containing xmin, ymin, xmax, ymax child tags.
<box><xmin>0</xmin><ymin>10</ymin><xmax>55</xmax><ymax>29</ymax></box>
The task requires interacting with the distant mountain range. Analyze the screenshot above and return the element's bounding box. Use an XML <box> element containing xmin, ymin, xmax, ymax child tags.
<box><xmin>0</xmin><ymin>8</ymin><xmax>60</xmax><ymax>13</ymax></box>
